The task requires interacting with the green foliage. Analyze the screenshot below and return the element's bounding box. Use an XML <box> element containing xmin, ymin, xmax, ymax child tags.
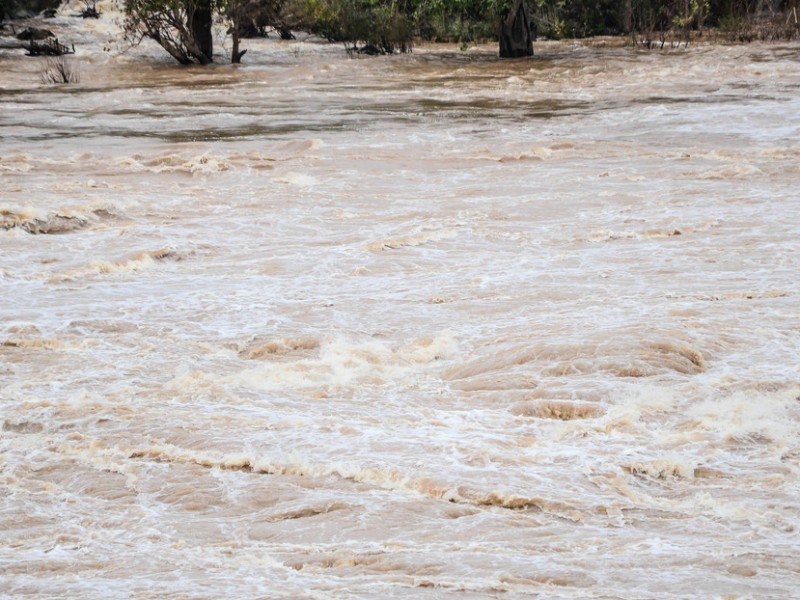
<box><xmin>298</xmin><ymin>0</ymin><xmax>415</xmax><ymax>52</ymax></box>
<box><xmin>117</xmin><ymin>0</ymin><xmax>800</xmax><ymax>65</ymax></box>
<box><xmin>415</xmin><ymin>0</ymin><xmax>507</xmax><ymax>43</ymax></box>
<box><xmin>532</xmin><ymin>0</ymin><xmax>623</xmax><ymax>38</ymax></box>
<box><xmin>224</xmin><ymin>0</ymin><xmax>294</xmax><ymax>38</ymax></box>
<box><xmin>293</xmin><ymin>0</ymin><xmax>339</xmax><ymax>40</ymax></box>
<box><xmin>672</xmin><ymin>0</ymin><xmax>710</xmax><ymax>29</ymax></box>
<box><xmin>528</xmin><ymin>0</ymin><xmax>795</xmax><ymax>40</ymax></box>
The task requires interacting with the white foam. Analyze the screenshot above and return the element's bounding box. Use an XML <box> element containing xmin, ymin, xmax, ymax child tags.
<box><xmin>227</xmin><ymin>334</ymin><xmax>457</xmax><ymax>392</ymax></box>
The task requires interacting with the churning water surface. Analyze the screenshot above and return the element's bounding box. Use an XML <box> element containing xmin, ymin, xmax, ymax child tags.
<box><xmin>1</xmin><ymin>6</ymin><xmax>800</xmax><ymax>599</ymax></box>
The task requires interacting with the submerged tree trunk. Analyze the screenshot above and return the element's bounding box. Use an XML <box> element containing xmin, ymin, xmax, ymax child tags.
<box><xmin>190</xmin><ymin>0</ymin><xmax>213</xmax><ymax>63</ymax></box>
<box><xmin>231</xmin><ymin>28</ymin><xmax>247</xmax><ymax>63</ymax></box>
<box><xmin>499</xmin><ymin>0</ymin><xmax>533</xmax><ymax>58</ymax></box>
<box><xmin>225</xmin><ymin>0</ymin><xmax>247</xmax><ymax>63</ymax></box>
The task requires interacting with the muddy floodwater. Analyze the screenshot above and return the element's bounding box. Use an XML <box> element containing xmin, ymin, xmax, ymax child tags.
<box><xmin>1</xmin><ymin>10</ymin><xmax>800</xmax><ymax>598</ymax></box>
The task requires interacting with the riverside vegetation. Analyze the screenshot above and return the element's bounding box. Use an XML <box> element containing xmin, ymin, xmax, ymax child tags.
<box><xmin>1</xmin><ymin>0</ymin><xmax>799</xmax><ymax>63</ymax></box>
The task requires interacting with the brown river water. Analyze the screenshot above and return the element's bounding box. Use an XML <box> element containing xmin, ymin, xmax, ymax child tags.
<box><xmin>2</xmin><ymin>5</ymin><xmax>800</xmax><ymax>598</ymax></box>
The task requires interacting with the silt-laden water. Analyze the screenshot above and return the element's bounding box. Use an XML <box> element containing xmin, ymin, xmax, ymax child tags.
<box><xmin>1</xmin><ymin>15</ymin><xmax>800</xmax><ymax>598</ymax></box>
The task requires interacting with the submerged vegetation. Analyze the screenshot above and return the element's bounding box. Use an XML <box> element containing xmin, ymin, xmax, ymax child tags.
<box><xmin>2</xmin><ymin>0</ymin><xmax>798</xmax><ymax>64</ymax></box>
<box><xmin>39</xmin><ymin>54</ymin><xmax>79</xmax><ymax>82</ymax></box>
<box><xmin>120</xmin><ymin>0</ymin><xmax>800</xmax><ymax>63</ymax></box>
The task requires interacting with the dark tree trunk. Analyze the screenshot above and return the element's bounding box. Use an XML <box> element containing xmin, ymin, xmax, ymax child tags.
<box><xmin>499</xmin><ymin>0</ymin><xmax>534</xmax><ymax>58</ymax></box>
<box><xmin>231</xmin><ymin>29</ymin><xmax>247</xmax><ymax>63</ymax></box>
<box><xmin>191</xmin><ymin>0</ymin><xmax>213</xmax><ymax>63</ymax></box>
<box><xmin>232</xmin><ymin>27</ymin><xmax>241</xmax><ymax>63</ymax></box>
<box><xmin>228</xmin><ymin>3</ymin><xmax>246</xmax><ymax>63</ymax></box>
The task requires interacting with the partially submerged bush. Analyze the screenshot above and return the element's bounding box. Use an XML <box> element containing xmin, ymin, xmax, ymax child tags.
<box><xmin>300</xmin><ymin>0</ymin><xmax>414</xmax><ymax>53</ymax></box>
<box><xmin>40</xmin><ymin>55</ymin><xmax>79</xmax><ymax>84</ymax></box>
<box><xmin>116</xmin><ymin>0</ymin><xmax>800</xmax><ymax>65</ymax></box>
<box><xmin>719</xmin><ymin>12</ymin><xmax>799</xmax><ymax>42</ymax></box>
<box><xmin>415</xmin><ymin>0</ymin><xmax>504</xmax><ymax>44</ymax></box>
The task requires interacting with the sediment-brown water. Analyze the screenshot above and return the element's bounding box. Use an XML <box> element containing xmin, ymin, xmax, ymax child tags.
<box><xmin>2</xmin><ymin>6</ymin><xmax>799</xmax><ymax>598</ymax></box>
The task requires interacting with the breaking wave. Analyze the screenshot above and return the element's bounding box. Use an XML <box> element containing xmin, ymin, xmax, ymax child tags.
<box><xmin>222</xmin><ymin>334</ymin><xmax>458</xmax><ymax>392</ymax></box>
<box><xmin>51</xmin><ymin>247</ymin><xmax>186</xmax><ymax>281</ymax></box>
<box><xmin>365</xmin><ymin>228</ymin><xmax>460</xmax><ymax>251</ymax></box>
<box><xmin>443</xmin><ymin>336</ymin><xmax>708</xmax><ymax>382</ymax></box>
<box><xmin>65</xmin><ymin>440</ymin><xmax>583</xmax><ymax>521</ymax></box>
<box><xmin>1</xmin><ymin>205</ymin><xmax>90</xmax><ymax>235</ymax></box>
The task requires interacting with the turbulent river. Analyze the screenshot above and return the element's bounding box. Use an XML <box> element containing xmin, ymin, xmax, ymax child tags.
<box><xmin>2</xmin><ymin>6</ymin><xmax>800</xmax><ymax>598</ymax></box>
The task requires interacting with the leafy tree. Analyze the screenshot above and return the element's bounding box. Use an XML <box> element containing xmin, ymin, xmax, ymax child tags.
<box><xmin>414</xmin><ymin>0</ymin><xmax>506</xmax><ymax>43</ymax></box>
<box><xmin>227</xmin><ymin>0</ymin><xmax>298</xmax><ymax>41</ymax></box>
<box><xmin>124</xmin><ymin>0</ymin><xmax>215</xmax><ymax>64</ymax></box>
<box><xmin>299</xmin><ymin>0</ymin><xmax>416</xmax><ymax>53</ymax></box>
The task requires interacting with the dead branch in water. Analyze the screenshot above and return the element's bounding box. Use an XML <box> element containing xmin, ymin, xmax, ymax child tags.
<box><xmin>40</xmin><ymin>56</ymin><xmax>80</xmax><ymax>84</ymax></box>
